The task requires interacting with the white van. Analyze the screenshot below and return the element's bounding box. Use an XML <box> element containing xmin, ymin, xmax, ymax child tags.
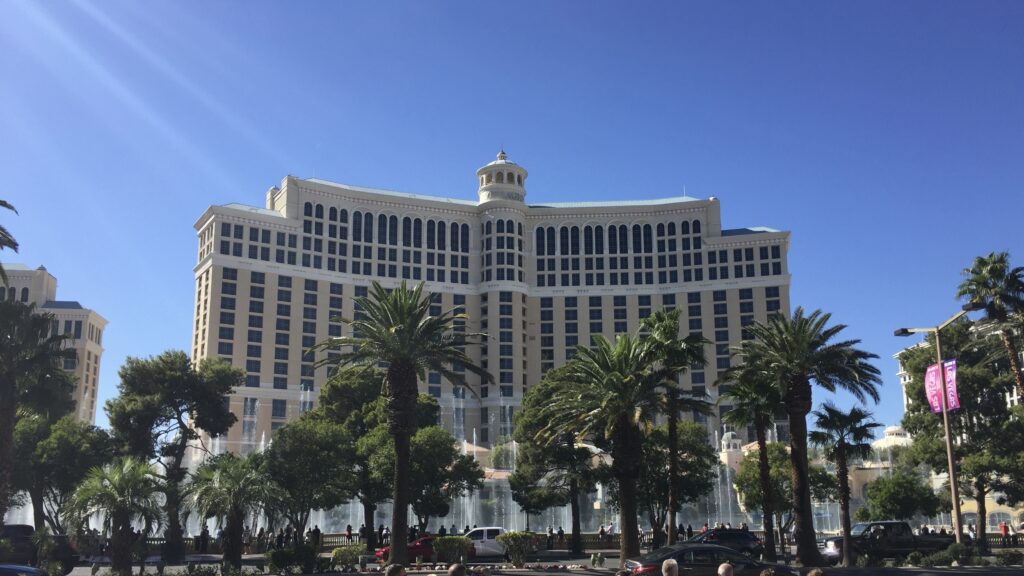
<box><xmin>464</xmin><ymin>526</ymin><xmax>506</xmax><ymax>556</ymax></box>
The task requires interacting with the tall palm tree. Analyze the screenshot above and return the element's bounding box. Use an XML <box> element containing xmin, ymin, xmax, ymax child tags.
<box><xmin>0</xmin><ymin>301</ymin><xmax>71</xmax><ymax>526</ymax></box>
<box><xmin>957</xmin><ymin>251</ymin><xmax>1024</xmax><ymax>397</ymax></box>
<box><xmin>641</xmin><ymin>309</ymin><xmax>709</xmax><ymax>545</ymax></box>
<box><xmin>538</xmin><ymin>334</ymin><xmax>669</xmax><ymax>566</ymax></box>
<box><xmin>719</xmin><ymin>360</ymin><xmax>782</xmax><ymax>561</ymax></box>
<box><xmin>0</xmin><ymin>200</ymin><xmax>19</xmax><ymax>286</ymax></box>
<box><xmin>741</xmin><ymin>307</ymin><xmax>881</xmax><ymax>566</ymax></box>
<box><xmin>313</xmin><ymin>281</ymin><xmax>488</xmax><ymax>564</ymax></box>
<box><xmin>187</xmin><ymin>453</ymin><xmax>270</xmax><ymax>569</ymax></box>
<box><xmin>810</xmin><ymin>403</ymin><xmax>880</xmax><ymax>567</ymax></box>
<box><xmin>64</xmin><ymin>457</ymin><xmax>163</xmax><ymax>576</ymax></box>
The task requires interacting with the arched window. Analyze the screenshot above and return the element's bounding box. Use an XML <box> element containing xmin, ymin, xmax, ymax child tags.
<box><xmin>657</xmin><ymin>223</ymin><xmax>665</xmax><ymax>237</ymax></box>
<box><xmin>427</xmin><ymin>220</ymin><xmax>436</xmax><ymax>249</ymax></box>
<box><xmin>461</xmin><ymin>224</ymin><xmax>470</xmax><ymax>252</ymax></box>
<box><xmin>609</xmin><ymin>226</ymin><xmax>618</xmax><ymax>254</ymax></box>
<box><xmin>450</xmin><ymin>222</ymin><xmax>459</xmax><ymax>252</ymax></box>
<box><xmin>21</xmin><ymin>287</ymin><xmax>29</xmax><ymax>302</ymax></box>
<box><xmin>618</xmin><ymin>225</ymin><xmax>628</xmax><ymax>253</ymax></box>
<box><xmin>584</xmin><ymin>226</ymin><xmax>593</xmax><ymax>255</ymax></box>
<box><xmin>339</xmin><ymin>209</ymin><xmax>348</xmax><ymax>223</ymax></box>
<box><xmin>486</xmin><ymin>173</ymin><xmax>492</xmax><ymax>184</ymax></box>
<box><xmin>546</xmin><ymin>227</ymin><xmax>555</xmax><ymax>256</ymax></box>
<box><xmin>507</xmin><ymin>172</ymin><xmax>514</xmax><ymax>184</ymax></box>
<box><xmin>570</xmin><ymin>226</ymin><xmax>580</xmax><ymax>255</ymax></box>
<box><xmin>315</xmin><ymin>204</ymin><xmax>324</xmax><ymax>219</ymax></box>
<box><xmin>353</xmin><ymin>211</ymin><xmax>363</xmax><ymax>241</ymax></box>
<box><xmin>643</xmin><ymin>224</ymin><xmax>653</xmax><ymax>253</ymax></box>
<box><xmin>303</xmin><ymin>202</ymin><xmax>312</xmax><ymax>217</ymax></box>
<box><xmin>536</xmin><ymin>228</ymin><xmax>545</xmax><ymax>255</ymax></box>
<box><xmin>402</xmin><ymin>217</ymin><xmax>412</xmax><ymax>247</ymax></box>
<box><xmin>378</xmin><ymin>214</ymin><xmax>388</xmax><ymax>244</ymax></box>
<box><xmin>506</xmin><ymin>220</ymin><xmax>514</xmax><ymax>234</ymax></box>
<box><xmin>595</xmin><ymin>225</ymin><xmax>604</xmax><ymax>254</ymax></box>
<box><xmin>668</xmin><ymin>222</ymin><xmax>676</xmax><ymax>235</ymax></box>
<box><xmin>496</xmin><ymin>172</ymin><xmax>505</xmax><ymax>184</ymax></box>
<box><xmin>364</xmin><ymin>212</ymin><xmax>374</xmax><ymax>242</ymax></box>
<box><xmin>517</xmin><ymin>174</ymin><xmax>523</xmax><ymax>186</ymax></box>
<box><xmin>632</xmin><ymin>225</ymin><xmax>642</xmax><ymax>254</ymax></box>
<box><xmin>437</xmin><ymin>220</ymin><xmax>447</xmax><ymax>250</ymax></box>
<box><xmin>559</xmin><ymin>226</ymin><xmax>570</xmax><ymax>255</ymax></box>
<box><xmin>388</xmin><ymin>216</ymin><xmax>398</xmax><ymax>245</ymax></box>
<box><xmin>497</xmin><ymin>220</ymin><xmax>505</xmax><ymax>234</ymax></box>
<box><xmin>329</xmin><ymin>207</ymin><xmax>337</xmax><ymax>220</ymax></box>
<box><xmin>485</xmin><ymin>221</ymin><xmax>492</xmax><ymax>235</ymax></box>
<box><xmin>517</xmin><ymin>223</ymin><xmax>523</xmax><ymax>236</ymax></box>
<box><xmin>692</xmin><ymin>220</ymin><xmax>702</xmax><ymax>233</ymax></box>
<box><xmin>681</xmin><ymin>220</ymin><xmax>690</xmax><ymax>235</ymax></box>
<box><xmin>414</xmin><ymin>219</ymin><xmax>423</xmax><ymax>248</ymax></box>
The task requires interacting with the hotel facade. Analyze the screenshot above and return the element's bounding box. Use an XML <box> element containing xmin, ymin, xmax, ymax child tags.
<box><xmin>191</xmin><ymin>152</ymin><xmax>791</xmax><ymax>454</ymax></box>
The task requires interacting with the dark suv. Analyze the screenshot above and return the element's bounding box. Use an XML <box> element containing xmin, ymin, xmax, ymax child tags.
<box><xmin>687</xmin><ymin>529</ymin><xmax>764</xmax><ymax>558</ymax></box>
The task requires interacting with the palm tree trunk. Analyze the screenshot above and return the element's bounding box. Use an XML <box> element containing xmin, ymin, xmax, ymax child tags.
<box><xmin>836</xmin><ymin>447</ymin><xmax>852</xmax><ymax>567</ymax></box>
<box><xmin>391</xmin><ymin>429</ymin><xmax>412</xmax><ymax>564</ymax></box>
<box><xmin>613</xmin><ymin>423</ymin><xmax>643</xmax><ymax>566</ymax></box>
<box><xmin>225</xmin><ymin>508</ymin><xmax>245</xmax><ymax>569</ymax></box>
<box><xmin>111</xmin><ymin>512</ymin><xmax>134</xmax><ymax>576</ymax></box>
<box><xmin>666</xmin><ymin>392</ymin><xmax>678</xmax><ymax>545</ymax></box>
<box><xmin>754</xmin><ymin>418</ymin><xmax>777</xmax><ymax>561</ymax></box>
<box><xmin>362</xmin><ymin>499</ymin><xmax>377</xmax><ymax>552</ymax></box>
<box><xmin>786</xmin><ymin>386</ymin><xmax>825</xmax><ymax>566</ymax></box>
<box><xmin>0</xmin><ymin>376</ymin><xmax>15</xmax><ymax>526</ymax></box>
<box><xmin>569</xmin><ymin>477</ymin><xmax>582</xmax><ymax>555</ymax></box>
<box><xmin>1001</xmin><ymin>332</ymin><xmax>1024</xmax><ymax>398</ymax></box>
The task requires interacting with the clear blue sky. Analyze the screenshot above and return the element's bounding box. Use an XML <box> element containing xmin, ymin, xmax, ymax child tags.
<box><xmin>2</xmin><ymin>1</ymin><xmax>1022</xmax><ymax>432</ymax></box>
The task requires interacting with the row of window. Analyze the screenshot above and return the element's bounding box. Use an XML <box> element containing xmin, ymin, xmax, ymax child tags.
<box><xmin>534</xmin><ymin>221</ymin><xmax>704</xmax><ymax>257</ymax></box>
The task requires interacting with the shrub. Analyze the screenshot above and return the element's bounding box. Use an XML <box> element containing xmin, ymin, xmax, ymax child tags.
<box><xmin>267</xmin><ymin>545</ymin><xmax>319</xmax><ymax>574</ymax></box>
<box><xmin>432</xmin><ymin>536</ymin><xmax>473</xmax><ymax>563</ymax></box>
<box><xmin>994</xmin><ymin>549</ymin><xmax>1024</xmax><ymax>566</ymax></box>
<box><xmin>495</xmin><ymin>531</ymin><xmax>536</xmax><ymax>568</ymax></box>
<box><xmin>919</xmin><ymin>550</ymin><xmax>952</xmax><ymax>567</ymax></box>
<box><xmin>905</xmin><ymin>551</ymin><xmax>923</xmax><ymax>566</ymax></box>
<box><xmin>0</xmin><ymin>539</ymin><xmax>12</xmax><ymax>563</ymax></box>
<box><xmin>331</xmin><ymin>545</ymin><xmax>364</xmax><ymax>569</ymax></box>
<box><xmin>946</xmin><ymin>542</ymin><xmax>967</xmax><ymax>563</ymax></box>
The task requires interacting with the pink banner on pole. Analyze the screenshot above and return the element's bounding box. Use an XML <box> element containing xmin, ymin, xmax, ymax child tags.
<box><xmin>944</xmin><ymin>360</ymin><xmax>960</xmax><ymax>411</ymax></box>
<box><xmin>924</xmin><ymin>363</ymin><xmax>943</xmax><ymax>413</ymax></box>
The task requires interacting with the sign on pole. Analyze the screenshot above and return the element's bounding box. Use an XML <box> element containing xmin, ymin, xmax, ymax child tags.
<box><xmin>944</xmin><ymin>360</ymin><xmax>960</xmax><ymax>411</ymax></box>
<box><xmin>924</xmin><ymin>363</ymin><xmax>943</xmax><ymax>413</ymax></box>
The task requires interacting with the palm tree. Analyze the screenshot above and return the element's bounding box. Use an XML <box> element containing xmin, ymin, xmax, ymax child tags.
<box><xmin>64</xmin><ymin>457</ymin><xmax>163</xmax><ymax>576</ymax></box>
<box><xmin>187</xmin><ymin>454</ymin><xmax>270</xmax><ymax>569</ymax></box>
<box><xmin>957</xmin><ymin>252</ymin><xmax>1024</xmax><ymax>397</ymax></box>
<box><xmin>0</xmin><ymin>301</ymin><xmax>71</xmax><ymax>526</ymax></box>
<box><xmin>641</xmin><ymin>309</ymin><xmax>709</xmax><ymax>545</ymax></box>
<box><xmin>810</xmin><ymin>403</ymin><xmax>880</xmax><ymax>567</ymax></box>
<box><xmin>719</xmin><ymin>360</ymin><xmax>782</xmax><ymax>561</ymax></box>
<box><xmin>538</xmin><ymin>334</ymin><xmax>669</xmax><ymax>565</ymax></box>
<box><xmin>741</xmin><ymin>307</ymin><xmax>881</xmax><ymax>566</ymax></box>
<box><xmin>313</xmin><ymin>281</ymin><xmax>488</xmax><ymax>564</ymax></box>
<box><xmin>0</xmin><ymin>200</ymin><xmax>19</xmax><ymax>286</ymax></box>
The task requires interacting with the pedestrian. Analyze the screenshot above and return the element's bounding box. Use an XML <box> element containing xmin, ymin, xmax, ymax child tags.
<box><xmin>662</xmin><ymin>559</ymin><xmax>678</xmax><ymax>576</ymax></box>
<box><xmin>557</xmin><ymin>526</ymin><xmax>565</xmax><ymax>544</ymax></box>
<box><xmin>385</xmin><ymin>564</ymin><xmax>406</xmax><ymax>576</ymax></box>
<box><xmin>547</xmin><ymin>526</ymin><xmax>554</xmax><ymax>549</ymax></box>
<box><xmin>1000</xmin><ymin>521</ymin><xmax>1010</xmax><ymax>547</ymax></box>
<box><xmin>448</xmin><ymin>563</ymin><xmax>466</xmax><ymax>576</ymax></box>
<box><xmin>409</xmin><ymin>525</ymin><xmax>418</xmax><ymax>543</ymax></box>
<box><xmin>276</xmin><ymin>529</ymin><xmax>285</xmax><ymax>550</ymax></box>
<box><xmin>701</xmin><ymin>523</ymin><xmax>708</xmax><ymax>534</ymax></box>
<box><xmin>686</xmin><ymin>525</ymin><xmax>693</xmax><ymax>540</ymax></box>
<box><xmin>599</xmin><ymin>525</ymin><xmax>606</xmax><ymax>543</ymax></box>
<box><xmin>464</xmin><ymin>525</ymin><xmax>470</xmax><ymax>535</ymax></box>
<box><xmin>383</xmin><ymin>526</ymin><xmax>391</xmax><ymax>545</ymax></box>
<box><xmin>313</xmin><ymin>525</ymin><xmax>322</xmax><ymax>549</ymax></box>
<box><xmin>451</xmin><ymin>524</ymin><xmax>458</xmax><ymax>536</ymax></box>
<box><xmin>717</xmin><ymin>563</ymin><xmax>733</xmax><ymax>576</ymax></box>
<box><xmin>346</xmin><ymin>524</ymin><xmax>353</xmax><ymax>543</ymax></box>
<box><xmin>439</xmin><ymin>525</ymin><xmax>447</xmax><ymax>537</ymax></box>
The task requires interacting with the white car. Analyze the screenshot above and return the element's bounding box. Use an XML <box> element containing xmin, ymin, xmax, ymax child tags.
<box><xmin>465</xmin><ymin>527</ymin><xmax>506</xmax><ymax>557</ymax></box>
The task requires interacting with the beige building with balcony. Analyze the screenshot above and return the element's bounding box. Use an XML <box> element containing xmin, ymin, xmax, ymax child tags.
<box><xmin>191</xmin><ymin>152</ymin><xmax>791</xmax><ymax>455</ymax></box>
<box><xmin>2</xmin><ymin>264</ymin><xmax>107</xmax><ymax>423</ymax></box>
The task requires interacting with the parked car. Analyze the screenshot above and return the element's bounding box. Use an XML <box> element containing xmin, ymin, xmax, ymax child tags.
<box><xmin>375</xmin><ymin>537</ymin><xmax>438</xmax><ymax>562</ymax></box>
<box><xmin>464</xmin><ymin>527</ymin><xmax>505</xmax><ymax>557</ymax></box>
<box><xmin>686</xmin><ymin>529</ymin><xmax>764</xmax><ymax>557</ymax></box>
<box><xmin>821</xmin><ymin>521</ymin><xmax>955</xmax><ymax>564</ymax></box>
<box><xmin>0</xmin><ymin>524</ymin><xmax>78</xmax><ymax>574</ymax></box>
<box><xmin>624</xmin><ymin>543</ymin><xmax>797</xmax><ymax>576</ymax></box>
<box><xmin>0</xmin><ymin>565</ymin><xmax>47</xmax><ymax>576</ymax></box>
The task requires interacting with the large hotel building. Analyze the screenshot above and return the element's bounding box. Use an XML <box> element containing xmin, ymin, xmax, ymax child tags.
<box><xmin>192</xmin><ymin>152</ymin><xmax>791</xmax><ymax>453</ymax></box>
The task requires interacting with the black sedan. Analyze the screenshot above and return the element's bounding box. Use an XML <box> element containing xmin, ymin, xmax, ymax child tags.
<box><xmin>687</xmin><ymin>528</ymin><xmax>765</xmax><ymax>557</ymax></box>
<box><xmin>624</xmin><ymin>543</ymin><xmax>798</xmax><ymax>576</ymax></box>
<box><xmin>0</xmin><ymin>565</ymin><xmax>47</xmax><ymax>576</ymax></box>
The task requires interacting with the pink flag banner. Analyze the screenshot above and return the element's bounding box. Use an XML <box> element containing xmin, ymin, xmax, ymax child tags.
<box><xmin>924</xmin><ymin>363</ymin><xmax>943</xmax><ymax>413</ymax></box>
<box><xmin>944</xmin><ymin>360</ymin><xmax>960</xmax><ymax>411</ymax></box>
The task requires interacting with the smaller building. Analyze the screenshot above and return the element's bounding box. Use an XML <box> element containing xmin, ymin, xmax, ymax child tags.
<box><xmin>2</xmin><ymin>264</ymin><xmax>107</xmax><ymax>423</ymax></box>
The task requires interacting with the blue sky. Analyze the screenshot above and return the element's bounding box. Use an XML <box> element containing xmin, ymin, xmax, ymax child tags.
<box><xmin>2</xmin><ymin>1</ymin><xmax>1021</xmax><ymax>432</ymax></box>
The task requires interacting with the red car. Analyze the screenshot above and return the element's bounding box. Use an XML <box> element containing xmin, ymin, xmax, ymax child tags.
<box><xmin>376</xmin><ymin>537</ymin><xmax>435</xmax><ymax>562</ymax></box>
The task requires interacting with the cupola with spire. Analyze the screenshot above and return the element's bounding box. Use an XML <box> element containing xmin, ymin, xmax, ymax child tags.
<box><xmin>476</xmin><ymin>150</ymin><xmax>527</xmax><ymax>204</ymax></box>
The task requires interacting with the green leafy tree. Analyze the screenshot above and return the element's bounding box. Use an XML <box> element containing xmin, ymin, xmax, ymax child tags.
<box><xmin>12</xmin><ymin>414</ymin><xmax>114</xmax><ymax>532</ymax></box>
<box><xmin>735</xmin><ymin>443</ymin><xmax>793</xmax><ymax>545</ymax></box>
<box><xmin>641</xmin><ymin>309</ymin><xmax>710</xmax><ymax>544</ymax></box>
<box><xmin>64</xmin><ymin>457</ymin><xmax>163</xmax><ymax>576</ymax></box>
<box><xmin>957</xmin><ymin>251</ymin><xmax>1024</xmax><ymax>397</ymax></box>
<box><xmin>511</xmin><ymin>367</ymin><xmax>599</xmax><ymax>554</ymax></box>
<box><xmin>740</xmin><ymin>308</ymin><xmax>881</xmax><ymax>565</ymax></box>
<box><xmin>408</xmin><ymin>427</ymin><xmax>484</xmax><ymax>532</ymax></box>
<box><xmin>105</xmin><ymin>351</ymin><xmax>241</xmax><ymax>563</ymax></box>
<box><xmin>187</xmin><ymin>454</ymin><xmax>270</xmax><ymax>569</ymax></box>
<box><xmin>262</xmin><ymin>415</ymin><xmax>355</xmax><ymax>537</ymax></box>
<box><xmin>719</xmin><ymin>361</ymin><xmax>783</xmax><ymax>560</ymax></box>
<box><xmin>901</xmin><ymin>319</ymin><xmax>1024</xmax><ymax>548</ymax></box>
<box><xmin>0</xmin><ymin>301</ymin><xmax>71</xmax><ymax>526</ymax></box>
<box><xmin>313</xmin><ymin>281</ymin><xmax>488</xmax><ymax>563</ymax></box>
<box><xmin>861</xmin><ymin>471</ymin><xmax>940</xmax><ymax>521</ymax></box>
<box><xmin>810</xmin><ymin>404</ymin><xmax>880</xmax><ymax>566</ymax></box>
<box><xmin>0</xmin><ymin>200</ymin><xmax>18</xmax><ymax>285</ymax></box>
<box><xmin>537</xmin><ymin>334</ymin><xmax>669</xmax><ymax>564</ymax></box>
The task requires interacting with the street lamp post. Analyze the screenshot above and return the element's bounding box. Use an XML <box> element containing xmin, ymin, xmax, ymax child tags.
<box><xmin>895</xmin><ymin>303</ymin><xmax>982</xmax><ymax>545</ymax></box>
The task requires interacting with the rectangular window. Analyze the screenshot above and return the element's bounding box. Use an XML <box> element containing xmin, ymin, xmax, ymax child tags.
<box><xmin>272</xmin><ymin>399</ymin><xmax>287</xmax><ymax>419</ymax></box>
